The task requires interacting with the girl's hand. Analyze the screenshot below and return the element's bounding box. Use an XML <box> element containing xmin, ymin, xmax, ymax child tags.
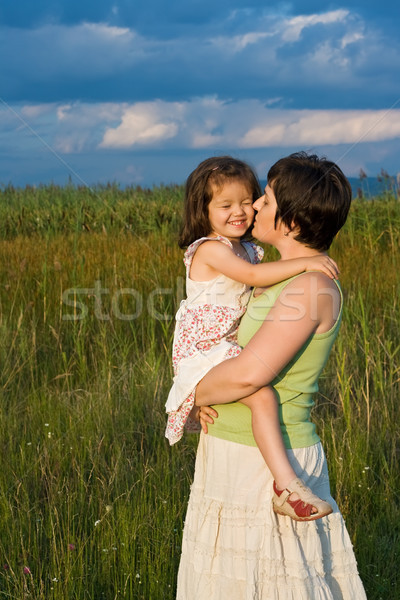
<box><xmin>199</xmin><ymin>406</ymin><xmax>219</xmax><ymax>434</ymax></box>
<box><xmin>305</xmin><ymin>255</ymin><xmax>339</xmax><ymax>279</ymax></box>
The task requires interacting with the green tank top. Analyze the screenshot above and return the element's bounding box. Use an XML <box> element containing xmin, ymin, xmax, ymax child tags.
<box><xmin>207</xmin><ymin>274</ymin><xmax>343</xmax><ymax>449</ymax></box>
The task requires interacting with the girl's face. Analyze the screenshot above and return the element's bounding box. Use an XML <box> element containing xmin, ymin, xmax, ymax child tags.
<box><xmin>252</xmin><ymin>184</ymin><xmax>282</xmax><ymax>244</ymax></box>
<box><xmin>207</xmin><ymin>179</ymin><xmax>254</xmax><ymax>241</ymax></box>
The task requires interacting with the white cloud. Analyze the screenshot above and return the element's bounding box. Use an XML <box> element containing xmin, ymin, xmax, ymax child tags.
<box><xmin>241</xmin><ymin>109</ymin><xmax>400</xmax><ymax>147</ymax></box>
<box><xmin>54</xmin><ymin>136</ymin><xmax>85</xmax><ymax>154</ymax></box>
<box><xmin>80</xmin><ymin>99</ymin><xmax>400</xmax><ymax>150</ymax></box>
<box><xmin>281</xmin><ymin>10</ymin><xmax>349</xmax><ymax>42</ymax></box>
<box><xmin>57</xmin><ymin>104</ymin><xmax>73</xmax><ymax>121</ymax></box>
<box><xmin>211</xmin><ymin>31</ymin><xmax>272</xmax><ymax>53</ymax></box>
<box><xmin>307</xmin><ymin>40</ymin><xmax>349</xmax><ymax>69</ymax></box>
<box><xmin>100</xmin><ymin>102</ymin><xmax>181</xmax><ymax>148</ymax></box>
<box><xmin>4</xmin><ymin>100</ymin><xmax>400</xmax><ymax>159</ymax></box>
<box><xmin>341</xmin><ymin>31</ymin><xmax>364</xmax><ymax>49</ymax></box>
<box><xmin>21</xmin><ymin>104</ymin><xmax>55</xmax><ymax>118</ymax></box>
<box><xmin>56</xmin><ymin>102</ymin><xmax>125</xmax><ymax>125</ymax></box>
<box><xmin>82</xmin><ymin>22</ymin><xmax>131</xmax><ymax>39</ymax></box>
<box><xmin>191</xmin><ymin>132</ymin><xmax>224</xmax><ymax>148</ymax></box>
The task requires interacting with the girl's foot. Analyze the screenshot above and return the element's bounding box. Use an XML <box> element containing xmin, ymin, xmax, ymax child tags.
<box><xmin>272</xmin><ymin>478</ymin><xmax>333</xmax><ymax>521</ymax></box>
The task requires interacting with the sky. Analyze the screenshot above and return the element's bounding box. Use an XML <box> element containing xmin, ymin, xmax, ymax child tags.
<box><xmin>0</xmin><ymin>0</ymin><xmax>399</xmax><ymax>188</ymax></box>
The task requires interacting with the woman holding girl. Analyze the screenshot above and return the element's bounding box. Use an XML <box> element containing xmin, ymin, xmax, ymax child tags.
<box><xmin>174</xmin><ymin>152</ymin><xmax>367</xmax><ymax>598</ymax></box>
<box><xmin>166</xmin><ymin>155</ymin><xmax>339</xmax><ymax>520</ymax></box>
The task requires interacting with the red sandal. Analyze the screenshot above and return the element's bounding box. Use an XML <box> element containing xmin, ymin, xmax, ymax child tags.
<box><xmin>273</xmin><ymin>478</ymin><xmax>333</xmax><ymax>522</ymax></box>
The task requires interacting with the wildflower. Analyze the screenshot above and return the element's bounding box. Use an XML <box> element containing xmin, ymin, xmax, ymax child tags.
<box><xmin>23</xmin><ymin>566</ymin><xmax>31</xmax><ymax>575</ymax></box>
<box><xmin>3</xmin><ymin>564</ymin><xmax>9</xmax><ymax>570</ymax></box>
<box><xmin>105</xmin><ymin>505</ymin><xmax>112</xmax><ymax>513</ymax></box>
<box><xmin>94</xmin><ymin>520</ymin><xmax>101</xmax><ymax>527</ymax></box>
<box><xmin>68</xmin><ymin>544</ymin><xmax>75</xmax><ymax>551</ymax></box>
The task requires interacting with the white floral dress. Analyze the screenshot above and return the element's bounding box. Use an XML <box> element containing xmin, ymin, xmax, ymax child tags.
<box><xmin>165</xmin><ymin>235</ymin><xmax>264</xmax><ymax>445</ymax></box>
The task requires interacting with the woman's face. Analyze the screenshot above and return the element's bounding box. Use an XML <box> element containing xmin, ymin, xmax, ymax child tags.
<box><xmin>252</xmin><ymin>184</ymin><xmax>282</xmax><ymax>244</ymax></box>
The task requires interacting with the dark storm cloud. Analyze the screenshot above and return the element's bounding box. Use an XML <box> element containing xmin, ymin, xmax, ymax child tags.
<box><xmin>1</xmin><ymin>6</ymin><xmax>399</xmax><ymax>108</ymax></box>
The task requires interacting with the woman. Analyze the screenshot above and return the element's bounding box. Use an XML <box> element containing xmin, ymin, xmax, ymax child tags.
<box><xmin>176</xmin><ymin>152</ymin><xmax>367</xmax><ymax>599</ymax></box>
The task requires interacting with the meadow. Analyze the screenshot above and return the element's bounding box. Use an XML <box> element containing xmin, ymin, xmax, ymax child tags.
<box><xmin>0</xmin><ymin>182</ymin><xmax>399</xmax><ymax>599</ymax></box>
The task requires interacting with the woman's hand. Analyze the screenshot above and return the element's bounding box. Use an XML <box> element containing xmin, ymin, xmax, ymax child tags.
<box><xmin>199</xmin><ymin>406</ymin><xmax>219</xmax><ymax>434</ymax></box>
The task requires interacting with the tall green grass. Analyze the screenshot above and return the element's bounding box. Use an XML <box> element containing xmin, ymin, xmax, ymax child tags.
<box><xmin>0</xmin><ymin>184</ymin><xmax>399</xmax><ymax>598</ymax></box>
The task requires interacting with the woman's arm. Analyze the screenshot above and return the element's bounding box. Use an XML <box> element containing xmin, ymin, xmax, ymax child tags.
<box><xmin>195</xmin><ymin>272</ymin><xmax>339</xmax><ymax>406</ymax></box>
<box><xmin>194</xmin><ymin>240</ymin><xmax>339</xmax><ymax>285</ymax></box>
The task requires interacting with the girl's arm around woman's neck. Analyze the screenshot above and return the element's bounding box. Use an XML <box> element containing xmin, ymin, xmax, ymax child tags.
<box><xmin>195</xmin><ymin>272</ymin><xmax>340</xmax><ymax>407</ymax></box>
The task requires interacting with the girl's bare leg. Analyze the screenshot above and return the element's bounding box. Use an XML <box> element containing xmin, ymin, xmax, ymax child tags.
<box><xmin>199</xmin><ymin>389</ymin><xmax>321</xmax><ymax>514</ymax></box>
<box><xmin>240</xmin><ymin>387</ymin><xmax>297</xmax><ymax>490</ymax></box>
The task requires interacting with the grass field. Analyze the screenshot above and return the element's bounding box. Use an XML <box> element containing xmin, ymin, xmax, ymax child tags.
<box><xmin>0</xmin><ymin>183</ymin><xmax>399</xmax><ymax>599</ymax></box>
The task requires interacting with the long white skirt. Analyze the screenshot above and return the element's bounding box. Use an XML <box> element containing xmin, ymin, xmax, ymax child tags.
<box><xmin>177</xmin><ymin>434</ymin><xmax>367</xmax><ymax>600</ymax></box>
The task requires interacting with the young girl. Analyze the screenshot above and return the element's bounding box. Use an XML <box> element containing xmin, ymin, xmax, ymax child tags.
<box><xmin>165</xmin><ymin>156</ymin><xmax>338</xmax><ymax>521</ymax></box>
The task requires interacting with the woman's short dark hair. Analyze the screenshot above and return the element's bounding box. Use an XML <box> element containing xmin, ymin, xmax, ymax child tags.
<box><xmin>267</xmin><ymin>152</ymin><xmax>352</xmax><ymax>251</ymax></box>
<box><xmin>179</xmin><ymin>156</ymin><xmax>261</xmax><ymax>248</ymax></box>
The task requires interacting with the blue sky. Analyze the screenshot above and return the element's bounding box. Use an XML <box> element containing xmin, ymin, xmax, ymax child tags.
<box><xmin>1</xmin><ymin>0</ymin><xmax>399</xmax><ymax>188</ymax></box>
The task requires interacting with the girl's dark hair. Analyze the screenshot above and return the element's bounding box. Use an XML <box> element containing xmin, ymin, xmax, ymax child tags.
<box><xmin>179</xmin><ymin>156</ymin><xmax>261</xmax><ymax>248</ymax></box>
<box><xmin>267</xmin><ymin>152</ymin><xmax>352</xmax><ymax>251</ymax></box>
